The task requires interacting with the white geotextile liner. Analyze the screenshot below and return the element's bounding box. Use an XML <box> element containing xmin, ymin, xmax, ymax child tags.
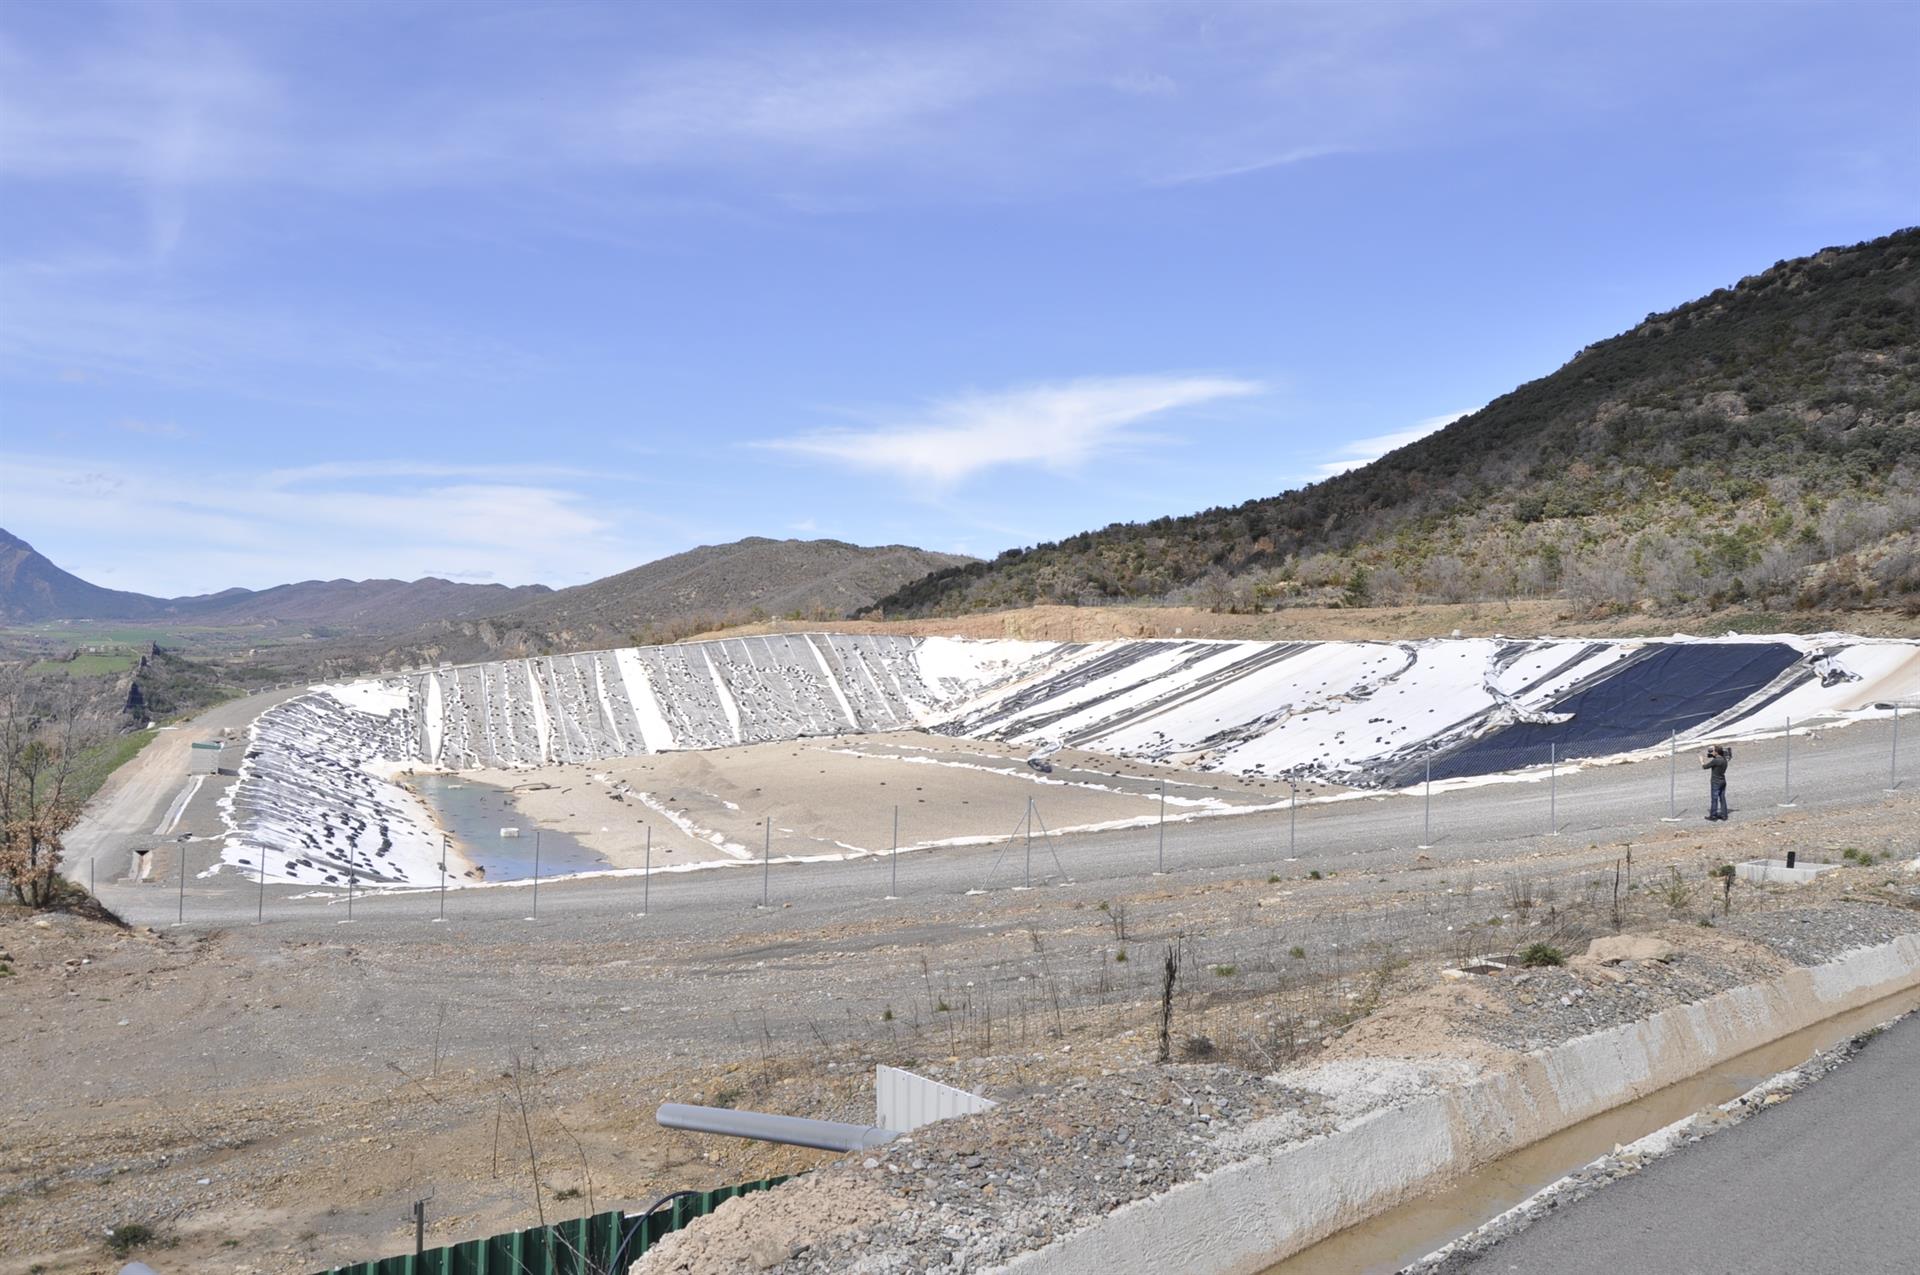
<box><xmin>219</xmin><ymin>633</ymin><xmax>1920</xmax><ymax>886</ymax></box>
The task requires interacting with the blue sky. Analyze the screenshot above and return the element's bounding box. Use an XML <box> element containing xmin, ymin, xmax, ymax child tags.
<box><xmin>2</xmin><ymin>0</ymin><xmax>1915</xmax><ymax>597</ymax></box>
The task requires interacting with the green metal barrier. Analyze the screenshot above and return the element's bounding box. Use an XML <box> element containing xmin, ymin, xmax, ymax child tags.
<box><xmin>316</xmin><ymin>1175</ymin><xmax>789</xmax><ymax>1275</ymax></box>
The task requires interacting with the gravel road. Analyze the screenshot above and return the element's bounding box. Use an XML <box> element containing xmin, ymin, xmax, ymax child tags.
<box><xmin>62</xmin><ymin>687</ymin><xmax>304</xmax><ymax>892</ymax></box>
<box><xmin>77</xmin><ymin>703</ymin><xmax>1916</xmax><ymax>950</ymax></box>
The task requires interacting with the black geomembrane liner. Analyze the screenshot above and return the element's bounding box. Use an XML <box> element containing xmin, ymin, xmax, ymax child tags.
<box><xmin>1414</xmin><ymin>642</ymin><xmax>1802</xmax><ymax>784</ymax></box>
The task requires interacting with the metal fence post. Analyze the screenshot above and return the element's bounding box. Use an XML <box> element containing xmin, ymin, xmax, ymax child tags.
<box><xmin>1289</xmin><ymin>780</ymin><xmax>1298</xmax><ymax>858</ymax></box>
<box><xmin>642</xmin><ymin>824</ymin><xmax>651</xmax><ymax>916</ymax></box>
<box><xmin>1549</xmin><ymin>743</ymin><xmax>1558</xmax><ymax>836</ymax></box>
<box><xmin>1662</xmin><ymin>731</ymin><xmax>1681</xmax><ymax>822</ymax></box>
<box><xmin>762</xmin><ymin>818</ymin><xmax>770</xmax><ymax>908</ymax></box>
<box><xmin>438</xmin><ymin>833</ymin><xmax>448</xmax><ymax>923</ymax></box>
<box><xmin>1420</xmin><ymin>756</ymin><xmax>1433</xmax><ymax>849</ymax></box>
<box><xmin>1156</xmin><ymin>779</ymin><xmax>1166</xmax><ymax>874</ymax></box>
<box><xmin>1780</xmin><ymin>717</ymin><xmax>1796</xmax><ymax>807</ymax></box>
<box><xmin>257</xmin><ymin>846</ymin><xmax>267</xmax><ymax>923</ymax></box>
<box><xmin>887</xmin><ymin>804</ymin><xmax>899</xmax><ymax>901</ymax></box>
<box><xmin>1025</xmin><ymin>797</ymin><xmax>1033</xmax><ymax>889</ymax></box>
<box><xmin>177</xmin><ymin>840</ymin><xmax>186</xmax><ymax>925</ymax></box>
<box><xmin>1893</xmin><ymin>703</ymin><xmax>1903</xmax><ymax>791</ymax></box>
<box><xmin>530</xmin><ymin>828</ymin><xmax>541</xmax><ymax>920</ymax></box>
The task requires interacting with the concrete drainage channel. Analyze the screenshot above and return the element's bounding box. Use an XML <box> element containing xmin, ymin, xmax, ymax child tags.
<box><xmin>997</xmin><ymin>934</ymin><xmax>1920</xmax><ymax>1275</ymax></box>
<box><xmin>1260</xmin><ymin>981</ymin><xmax>1920</xmax><ymax>1274</ymax></box>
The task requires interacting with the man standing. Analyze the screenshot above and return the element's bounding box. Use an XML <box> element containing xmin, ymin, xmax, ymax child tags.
<box><xmin>1701</xmin><ymin>745</ymin><xmax>1731</xmax><ymax>821</ymax></box>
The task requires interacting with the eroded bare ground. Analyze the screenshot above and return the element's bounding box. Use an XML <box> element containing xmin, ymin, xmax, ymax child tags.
<box><xmin>445</xmin><ymin>732</ymin><xmax>1282</xmax><ymax>874</ymax></box>
<box><xmin>5</xmin><ymin>794</ymin><xmax>1919</xmax><ymax>1275</ymax></box>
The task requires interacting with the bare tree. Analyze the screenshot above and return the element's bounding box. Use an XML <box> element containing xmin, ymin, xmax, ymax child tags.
<box><xmin>1157</xmin><ymin>943</ymin><xmax>1181</xmax><ymax>1064</ymax></box>
<box><xmin>0</xmin><ymin>674</ymin><xmax>88</xmax><ymax>908</ymax></box>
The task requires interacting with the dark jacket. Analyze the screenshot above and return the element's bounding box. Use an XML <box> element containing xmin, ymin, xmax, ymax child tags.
<box><xmin>1702</xmin><ymin>752</ymin><xmax>1729</xmax><ymax>784</ymax></box>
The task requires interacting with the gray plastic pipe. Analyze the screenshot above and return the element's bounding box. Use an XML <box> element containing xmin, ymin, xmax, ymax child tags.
<box><xmin>657</xmin><ymin>1102</ymin><xmax>898</xmax><ymax>1152</ymax></box>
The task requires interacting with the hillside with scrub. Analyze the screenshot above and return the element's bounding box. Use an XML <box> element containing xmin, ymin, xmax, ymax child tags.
<box><xmin>866</xmin><ymin>228</ymin><xmax>1920</xmax><ymax>620</ymax></box>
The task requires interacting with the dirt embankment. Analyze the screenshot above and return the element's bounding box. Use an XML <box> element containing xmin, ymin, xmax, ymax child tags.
<box><xmin>631</xmin><ymin>895</ymin><xmax>1920</xmax><ymax>1275</ymax></box>
<box><xmin>694</xmin><ymin>601</ymin><xmax>1920</xmax><ymax>645</ymax></box>
<box><xmin>8</xmin><ymin>787</ymin><xmax>1920</xmax><ymax>1275</ymax></box>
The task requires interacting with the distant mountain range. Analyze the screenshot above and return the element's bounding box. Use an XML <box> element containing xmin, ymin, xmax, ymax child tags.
<box><xmin>867</xmin><ymin>228</ymin><xmax>1920</xmax><ymax>619</ymax></box>
<box><xmin>0</xmin><ymin>528</ymin><xmax>972</xmax><ymax>653</ymax></box>
<box><xmin>482</xmin><ymin>537</ymin><xmax>974</xmax><ymax>645</ymax></box>
<box><xmin>0</xmin><ymin>528</ymin><xmax>551</xmax><ymax>630</ymax></box>
<box><xmin>353</xmin><ymin>537</ymin><xmax>975</xmax><ymax>666</ymax></box>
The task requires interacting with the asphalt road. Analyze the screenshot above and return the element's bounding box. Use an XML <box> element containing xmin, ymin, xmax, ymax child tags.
<box><xmin>1451</xmin><ymin>1008</ymin><xmax>1920</xmax><ymax>1275</ymax></box>
<box><xmin>61</xmin><ymin>686</ymin><xmax>303</xmax><ymax>890</ymax></box>
<box><xmin>69</xmin><ymin>692</ymin><xmax>1916</xmax><ymax>945</ymax></box>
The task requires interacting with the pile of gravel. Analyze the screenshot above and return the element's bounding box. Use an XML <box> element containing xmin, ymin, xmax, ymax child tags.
<box><xmin>641</xmin><ymin>1064</ymin><xmax>1320</xmax><ymax>1275</ymax></box>
<box><xmin>1720</xmin><ymin>903</ymin><xmax>1920</xmax><ymax>966</ymax></box>
<box><xmin>1464</xmin><ymin>943</ymin><xmax>1760</xmax><ymax>1053</ymax></box>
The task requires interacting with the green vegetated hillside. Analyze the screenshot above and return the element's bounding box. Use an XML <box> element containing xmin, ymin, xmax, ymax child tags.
<box><xmin>3</xmin><ymin>643</ymin><xmax>243</xmax><ymax>816</ymax></box>
<box><xmin>867</xmin><ymin>229</ymin><xmax>1920</xmax><ymax>619</ymax></box>
<box><xmin>15</xmin><ymin>643</ymin><xmax>242</xmax><ymax>726</ymax></box>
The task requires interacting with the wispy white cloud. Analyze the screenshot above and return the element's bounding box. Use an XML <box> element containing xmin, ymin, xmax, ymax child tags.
<box><xmin>0</xmin><ymin>256</ymin><xmax>540</xmax><ymax>386</ymax></box>
<box><xmin>260</xmin><ymin>460</ymin><xmax>623</xmax><ymax>487</ymax></box>
<box><xmin>112</xmin><ymin>417</ymin><xmax>193</xmax><ymax>440</ymax></box>
<box><xmin>0</xmin><ymin>16</ymin><xmax>1023</xmax><ymax>194</ymax></box>
<box><xmin>1107</xmin><ymin>70</ymin><xmax>1179</xmax><ymax>98</ymax></box>
<box><xmin>0</xmin><ymin>7</ymin><xmax>1366</xmax><ymax>205</ymax></box>
<box><xmin>1315</xmin><ymin>410</ymin><xmax>1471</xmax><ymax>478</ymax></box>
<box><xmin>0</xmin><ymin>26</ymin><xmax>280</xmax><ymax>259</ymax></box>
<box><xmin>761</xmin><ymin>375</ymin><xmax>1263</xmax><ymax>486</ymax></box>
<box><xmin>1153</xmin><ymin>145</ymin><xmax>1350</xmax><ymax>187</ymax></box>
<box><xmin>4</xmin><ymin>2</ymin><xmax>1912</xmax><ymax>223</ymax></box>
<box><xmin>0</xmin><ymin>452</ymin><xmax>649</xmax><ymax>593</ymax></box>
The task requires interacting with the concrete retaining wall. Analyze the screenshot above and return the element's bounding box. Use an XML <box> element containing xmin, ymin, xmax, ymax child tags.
<box><xmin>1000</xmin><ymin>933</ymin><xmax>1920</xmax><ymax>1275</ymax></box>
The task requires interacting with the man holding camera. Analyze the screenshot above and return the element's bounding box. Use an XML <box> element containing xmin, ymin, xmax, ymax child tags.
<box><xmin>1701</xmin><ymin>744</ymin><xmax>1731</xmax><ymax>821</ymax></box>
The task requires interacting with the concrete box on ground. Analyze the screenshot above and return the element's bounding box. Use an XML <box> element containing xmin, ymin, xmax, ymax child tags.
<box><xmin>1735</xmin><ymin>858</ymin><xmax>1843</xmax><ymax>885</ymax></box>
